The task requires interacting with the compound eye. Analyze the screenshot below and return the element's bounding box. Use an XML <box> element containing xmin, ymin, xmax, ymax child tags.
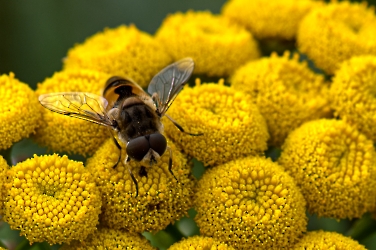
<box><xmin>126</xmin><ymin>136</ymin><xmax>150</xmax><ymax>161</ymax></box>
<box><xmin>149</xmin><ymin>133</ymin><xmax>167</xmax><ymax>157</ymax></box>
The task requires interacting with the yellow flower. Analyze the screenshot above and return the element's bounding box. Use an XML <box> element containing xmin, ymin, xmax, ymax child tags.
<box><xmin>331</xmin><ymin>55</ymin><xmax>376</xmax><ymax>142</ymax></box>
<box><xmin>3</xmin><ymin>154</ymin><xmax>102</xmax><ymax>244</ymax></box>
<box><xmin>164</xmin><ymin>79</ymin><xmax>269</xmax><ymax>166</ymax></box>
<box><xmin>155</xmin><ymin>11</ymin><xmax>260</xmax><ymax>76</ymax></box>
<box><xmin>292</xmin><ymin>231</ymin><xmax>366</xmax><ymax>250</ymax></box>
<box><xmin>35</xmin><ymin>69</ymin><xmax>112</xmax><ymax>156</ymax></box>
<box><xmin>60</xmin><ymin>227</ymin><xmax>156</xmax><ymax>250</ymax></box>
<box><xmin>230</xmin><ymin>51</ymin><xmax>331</xmax><ymax>147</ymax></box>
<box><xmin>0</xmin><ymin>73</ymin><xmax>42</xmax><ymax>150</ymax></box>
<box><xmin>297</xmin><ymin>1</ymin><xmax>376</xmax><ymax>75</ymax></box>
<box><xmin>86</xmin><ymin>138</ymin><xmax>195</xmax><ymax>232</ymax></box>
<box><xmin>194</xmin><ymin>156</ymin><xmax>307</xmax><ymax>249</ymax></box>
<box><xmin>168</xmin><ymin>236</ymin><xmax>235</xmax><ymax>250</ymax></box>
<box><xmin>0</xmin><ymin>156</ymin><xmax>10</xmax><ymax>215</ymax></box>
<box><xmin>63</xmin><ymin>25</ymin><xmax>172</xmax><ymax>88</ymax></box>
<box><xmin>222</xmin><ymin>0</ymin><xmax>319</xmax><ymax>40</ymax></box>
<box><xmin>278</xmin><ymin>119</ymin><xmax>376</xmax><ymax>218</ymax></box>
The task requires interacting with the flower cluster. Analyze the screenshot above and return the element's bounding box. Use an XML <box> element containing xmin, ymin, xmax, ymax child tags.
<box><xmin>2</xmin><ymin>154</ymin><xmax>102</xmax><ymax>244</ymax></box>
<box><xmin>156</xmin><ymin>11</ymin><xmax>260</xmax><ymax>76</ymax></box>
<box><xmin>168</xmin><ymin>236</ymin><xmax>234</xmax><ymax>250</ymax></box>
<box><xmin>292</xmin><ymin>231</ymin><xmax>366</xmax><ymax>250</ymax></box>
<box><xmin>0</xmin><ymin>156</ymin><xmax>9</xmax><ymax>215</ymax></box>
<box><xmin>230</xmin><ymin>51</ymin><xmax>331</xmax><ymax>146</ymax></box>
<box><xmin>60</xmin><ymin>227</ymin><xmax>156</xmax><ymax>250</ymax></box>
<box><xmin>194</xmin><ymin>156</ymin><xmax>307</xmax><ymax>249</ymax></box>
<box><xmin>85</xmin><ymin>138</ymin><xmax>195</xmax><ymax>232</ymax></box>
<box><xmin>278</xmin><ymin>119</ymin><xmax>376</xmax><ymax>219</ymax></box>
<box><xmin>0</xmin><ymin>73</ymin><xmax>41</xmax><ymax>150</ymax></box>
<box><xmin>64</xmin><ymin>25</ymin><xmax>172</xmax><ymax>88</ymax></box>
<box><xmin>331</xmin><ymin>55</ymin><xmax>376</xmax><ymax>141</ymax></box>
<box><xmin>164</xmin><ymin>79</ymin><xmax>269</xmax><ymax>166</ymax></box>
<box><xmin>297</xmin><ymin>1</ymin><xmax>376</xmax><ymax>74</ymax></box>
<box><xmin>222</xmin><ymin>0</ymin><xmax>320</xmax><ymax>40</ymax></box>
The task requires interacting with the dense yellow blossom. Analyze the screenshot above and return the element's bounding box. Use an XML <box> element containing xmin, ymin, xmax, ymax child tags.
<box><xmin>278</xmin><ymin>119</ymin><xmax>376</xmax><ymax>218</ymax></box>
<box><xmin>0</xmin><ymin>156</ymin><xmax>9</xmax><ymax>215</ymax></box>
<box><xmin>222</xmin><ymin>0</ymin><xmax>319</xmax><ymax>40</ymax></box>
<box><xmin>297</xmin><ymin>1</ymin><xmax>376</xmax><ymax>74</ymax></box>
<box><xmin>168</xmin><ymin>236</ymin><xmax>235</xmax><ymax>250</ymax></box>
<box><xmin>0</xmin><ymin>73</ymin><xmax>42</xmax><ymax>150</ymax></box>
<box><xmin>230</xmin><ymin>51</ymin><xmax>331</xmax><ymax>146</ymax></box>
<box><xmin>164</xmin><ymin>79</ymin><xmax>269</xmax><ymax>166</ymax></box>
<box><xmin>331</xmin><ymin>55</ymin><xmax>376</xmax><ymax>142</ymax></box>
<box><xmin>86</xmin><ymin>138</ymin><xmax>195</xmax><ymax>232</ymax></box>
<box><xmin>35</xmin><ymin>69</ymin><xmax>112</xmax><ymax>156</ymax></box>
<box><xmin>64</xmin><ymin>25</ymin><xmax>172</xmax><ymax>88</ymax></box>
<box><xmin>3</xmin><ymin>154</ymin><xmax>102</xmax><ymax>244</ymax></box>
<box><xmin>60</xmin><ymin>227</ymin><xmax>156</xmax><ymax>250</ymax></box>
<box><xmin>292</xmin><ymin>231</ymin><xmax>366</xmax><ymax>250</ymax></box>
<box><xmin>155</xmin><ymin>11</ymin><xmax>260</xmax><ymax>76</ymax></box>
<box><xmin>194</xmin><ymin>156</ymin><xmax>307</xmax><ymax>249</ymax></box>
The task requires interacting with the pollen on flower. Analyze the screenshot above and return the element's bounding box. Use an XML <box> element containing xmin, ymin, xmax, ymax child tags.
<box><xmin>292</xmin><ymin>231</ymin><xmax>366</xmax><ymax>250</ymax></box>
<box><xmin>155</xmin><ymin>11</ymin><xmax>260</xmax><ymax>76</ymax></box>
<box><xmin>0</xmin><ymin>73</ymin><xmax>42</xmax><ymax>150</ymax></box>
<box><xmin>0</xmin><ymin>156</ymin><xmax>10</xmax><ymax>215</ymax></box>
<box><xmin>331</xmin><ymin>55</ymin><xmax>376</xmax><ymax>142</ymax></box>
<box><xmin>60</xmin><ymin>227</ymin><xmax>156</xmax><ymax>250</ymax></box>
<box><xmin>278</xmin><ymin>119</ymin><xmax>376</xmax><ymax>219</ymax></box>
<box><xmin>297</xmin><ymin>1</ymin><xmax>376</xmax><ymax>74</ymax></box>
<box><xmin>230</xmin><ymin>51</ymin><xmax>331</xmax><ymax>146</ymax></box>
<box><xmin>222</xmin><ymin>0</ymin><xmax>320</xmax><ymax>40</ymax></box>
<box><xmin>3</xmin><ymin>154</ymin><xmax>102</xmax><ymax>244</ymax></box>
<box><xmin>63</xmin><ymin>25</ymin><xmax>172</xmax><ymax>88</ymax></box>
<box><xmin>164</xmin><ymin>79</ymin><xmax>269</xmax><ymax>166</ymax></box>
<box><xmin>168</xmin><ymin>236</ymin><xmax>235</xmax><ymax>250</ymax></box>
<box><xmin>85</xmin><ymin>138</ymin><xmax>195</xmax><ymax>232</ymax></box>
<box><xmin>194</xmin><ymin>156</ymin><xmax>307</xmax><ymax>249</ymax></box>
<box><xmin>35</xmin><ymin>69</ymin><xmax>112</xmax><ymax>156</ymax></box>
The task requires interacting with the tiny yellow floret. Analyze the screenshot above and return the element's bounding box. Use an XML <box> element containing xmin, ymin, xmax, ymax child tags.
<box><xmin>168</xmin><ymin>236</ymin><xmax>235</xmax><ymax>250</ymax></box>
<box><xmin>0</xmin><ymin>156</ymin><xmax>10</xmax><ymax>215</ymax></box>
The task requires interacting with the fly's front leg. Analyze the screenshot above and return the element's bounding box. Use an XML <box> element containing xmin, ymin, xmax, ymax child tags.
<box><xmin>111</xmin><ymin>134</ymin><xmax>122</xmax><ymax>169</ymax></box>
<box><xmin>167</xmin><ymin>146</ymin><xmax>178</xmax><ymax>182</ymax></box>
<box><xmin>165</xmin><ymin>114</ymin><xmax>203</xmax><ymax>136</ymax></box>
<box><xmin>124</xmin><ymin>156</ymin><xmax>139</xmax><ymax>198</ymax></box>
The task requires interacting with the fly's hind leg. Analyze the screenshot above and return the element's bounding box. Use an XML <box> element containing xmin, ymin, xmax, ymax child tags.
<box><xmin>165</xmin><ymin>114</ymin><xmax>203</xmax><ymax>136</ymax></box>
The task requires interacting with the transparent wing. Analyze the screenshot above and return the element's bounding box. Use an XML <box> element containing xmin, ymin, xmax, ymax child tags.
<box><xmin>147</xmin><ymin>57</ymin><xmax>194</xmax><ymax>116</ymax></box>
<box><xmin>38</xmin><ymin>92</ymin><xmax>114</xmax><ymax>127</ymax></box>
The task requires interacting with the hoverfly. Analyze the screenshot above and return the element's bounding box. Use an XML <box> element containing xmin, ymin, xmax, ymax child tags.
<box><xmin>39</xmin><ymin>58</ymin><xmax>200</xmax><ymax>197</ymax></box>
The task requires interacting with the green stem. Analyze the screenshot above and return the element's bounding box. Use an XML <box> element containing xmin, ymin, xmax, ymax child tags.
<box><xmin>0</xmin><ymin>239</ymin><xmax>7</xmax><ymax>249</ymax></box>
<box><xmin>0</xmin><ymin>147</ymin><xmax>13</xmax><ymax>166</ymax></box>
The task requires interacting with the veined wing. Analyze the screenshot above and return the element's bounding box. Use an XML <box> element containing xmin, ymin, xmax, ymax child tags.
<box><xmin>38</xmin><ymin>92</ymin><xmax>114</xmax><ymax>127</ymax></box>
<box><xmin>147</xmin><ymin>57</ymin><xmax>194</xmax><ymax>116</ymax></box>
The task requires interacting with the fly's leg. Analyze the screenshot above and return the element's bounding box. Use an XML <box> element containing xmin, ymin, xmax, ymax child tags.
<box><xmin>165</xmin><ymin>114</ymin><xmax>203</xmax><ymax>136</ymax></box>
<box><xmin>112</xmin><ymin>136</ymin><xmax>122</xmax><ymax>169</ymax></box>
<box><xmin>167</xmin><ymin>146</ymin><xmax>178</xmax><ymax>182</ymax></box>
<box><xmin>124</xmin><ymin>156</ymin><xmax>139</xmax><ymax>198</ymax></box>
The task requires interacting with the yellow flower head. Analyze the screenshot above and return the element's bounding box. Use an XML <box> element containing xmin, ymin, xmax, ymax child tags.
<box><xmin>222</xmin><ymin>0</ymin><xmax>319</xmax><ymax>40</ymax></box>
<box><xmin>63</xmin><ymin>25</ymin><xmax>172</xmax><ymax>88</ymax></box>
<box><xmin>297</xmin><ymin>1</ymin><xmax>376</xmax><ymax>75</ymax></box>
<box><xmin>230</xmin><ymin>51</ymin><xmax>331</xmax><ymax>146</ymax></box>
<box><xmin>3</xmin><ymin>154</ymin><xmax>102</xmax><ymax>244</ymax></box>
<box><xmin>194</xmin><ymin>156</ymin><xmax>307</xmax><ymax>249</ymax></box>
<box><xmin>331</xmin><ymin>55</ymin><xmax>376</xmax><ymax>141</ymax></box>
<box><xmin>278</xmin><ymin>119</ymin><xmax>376</xmax><ymax>218</ymax></box>
<box><xmin>35</xmin><ymin>69</ymin><xmax>112</xmax><ymax>156</ymax></box>
<box><xmin>292</xmin><ymin>231</ymin><xmax>366</xmax><ymax>250</ymax></box>
<box><xmin>155</xmin><ymin>11</ymin><xmax>260</xmax><ymax>76</ymax></box>
<box><xmin>86</xmin><ymin>138</ymin><xmax>195</xmax><ymax>232</ymax></box>
<box><xmin>0</xmin><ymin>73</ymin><xmax>42</xmax><ymax>150</ymax></box>
<box><xmin>0</xmin><ymin>155</ymin><xmax>10</xmax><ymax>215</ymax></box>
<box><xmin>60</xmin><ymin>227</ymin><xmax>156</xmax><ymax>250</ymax></box>
<box><xmin>164</xmin><ymin>79</ymin><xmax>269</xmax><ymax>166</ymax></box>
<box><xmin>168</xmin><ymin>236</ymin><xmax>235</xmax><ymax>250</ymax></box>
